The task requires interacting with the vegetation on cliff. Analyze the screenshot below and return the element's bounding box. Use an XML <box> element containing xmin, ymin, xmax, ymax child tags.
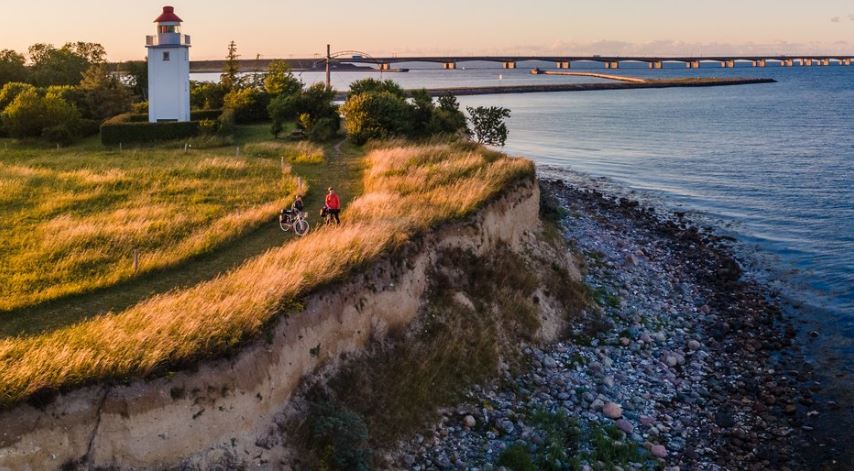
<box><xmin>0</xmin><ymin>142</ymin><xmax>533</xmax><ymax>408</ymax></box>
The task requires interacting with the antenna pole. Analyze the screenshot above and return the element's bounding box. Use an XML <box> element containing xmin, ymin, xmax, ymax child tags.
<box><xmin>325</xmin><ymin>44</ymin><xmax>331</xmax><ymax>89</ymax></box>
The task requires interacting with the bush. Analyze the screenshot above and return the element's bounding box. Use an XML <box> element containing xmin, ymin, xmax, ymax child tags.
<box><xmin>1</xmin><ymin>89</ymin><xmax>80</xmax><ymax>139</ymax></box>
<box><xmin>340</xmin><ymin>91</ymin><xmax>413</xmax><ymax>144</ymax></box>
<box><xmin>190</xmin><ymin>81</ymin><xmax>226</xmax><ymax>110</ymax></box>
<box><xmin>75</xmin><ymin>118</ymin><xmax>101</xmax><ymax>137</ymax></box>
<box><xmin>131</xmin><ymin>101</ymin><xmax>148</xmax><ymax>114</ymax></box>
<box><xmin>306</xmin><ymin>117</ymin><xmax>339</xmax><ymax>142</ymax></box>
<box><xmin>217</xmin><ymin>108</ymin><xmax>236</xmax><ymax>135</ymax></box>
<box><xmin>190</xmin><ymin>109</ymin><xmax>223</xmax><ymax>121</ymax></box>
<box><xmin>223</xmin><ymin>87</ymin><xmax>270</xmax><ymax>123</ymax></box>
<box><xmin>42</xmin><ymin>124</ymin><xmax>74</xmax><ymax>145</ymax></box>
<box><xmin>268</xmin><ymin>83</ymin><xmax>339</xmax><ymax>141</ymax></box>
<box><xmin>347</xmin><ymin>78</ymin><xmax>406</xmax><ymax>99</ymax></box>
<box><xmin>497</xmin><ymin>444</ymin><xmax>537</xmax><ymax>471</ymax></box>
<box><xmin>308</xmin><ymin>402</ymin><xmax>372</xmax><ymax>471</ymax></box>
<box><xmin>100</xmin><ymin>121</ymin><xmax>200</xmax><ymax>145</ymax></box>
<box><xmin>198</xmin><ymin>119</ymin><xmax>218</xmax><ymax>135</ymax></box>
<box><xmin>0</xmin><ymin>82</ymin><xmax>35</xmax><ymax>111</ymax></box>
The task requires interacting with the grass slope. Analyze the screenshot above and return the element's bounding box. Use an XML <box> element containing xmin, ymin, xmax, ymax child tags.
<box><xmin>0</xmin><ymin>142</ymin><xmax>533</xmax><ymax>408</ymax></box>
<box><xmin>0</xmin><ymin>146</ymin><xmax>299</xmax><ymax>311</ymax></box>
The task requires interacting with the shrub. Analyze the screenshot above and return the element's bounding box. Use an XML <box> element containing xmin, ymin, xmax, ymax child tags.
<box><xmin>131</xmin><ymin>101</ymin><xmax>148</xmax><ymax>114</ymax></box>
<box><xmin>217</xmin><ymin>108</ymin><xmax>236</xmax><ymax>135</ymax></box>
<box><xmin>190</xmin><ymin>81</ymin><xmax>226</xmax><ymax>110</ymax></box>
<box><xmin>308</xmin><ymin>402</ymin><xmax>372</xmax><ymax>471</ymax></box>
<box><xmin>198</xmin><ymin>119</ymin><xmax>218</xmax><ymax>135</ymax></box>
<box><xmin>340</xmin><ymin>91</ymin><xmax>413</xmax><ymax>144</ymax></box>
<box><xmin>190</xmin><ymin>109</ymin><xmax>223</xmax><ymax>121</ymax></box>
<box><xmin>268</xmin><ymin>83</ymin><xmax>339</xmax><ymax>141</ymax></box>
<box><xmin>306</xmin><ymin>117</ymin><xmax>338</xmax><ymax>142</ymax></box>
<box><xmin>223</xmin><ymin>87</ymin><xmax>270</xmax><ymax>123</ymax></box>
<box><xmin>41</xmin><ymin>124</ymin><xmax>74</xmax><ymax>145</ymax></box>
<box><xmin>75</xmin><ymin>118</ymin><xmax>101</xmax><ymax>137</ymax></box>
<box><xmin>1</xmin><ymin>89</ymin><xmax>80</xmax><ymax>139</ymax></box>
<box><xmin>497</xmin><ymin>444</ymin><xmax>537</xmax><ymax>471</ymax></box>
<box><xmin>347</xmin><ymin>78</ymin><xmax>406</xmax><ymax>99</ymax></box>
<box><xmin>0</xmin><ymin>82</ymin><xmax>35</xmax><ymax>111</ymax></box>
<box><xmin>100</xmin><ymin>121</ymin><xmax>200</xmax><ymax>145</ymax></box>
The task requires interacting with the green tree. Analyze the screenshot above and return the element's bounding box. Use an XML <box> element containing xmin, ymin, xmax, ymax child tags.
<box><xmin>79</xmin><ymin>63</ymin><xmax>132</xmax><ymax>121</ymax></box>
<box><xmin>190</xmin><ymin>81</ymin><xmax>226</xmax><ymax>110</ymax></box>
<box><xmin>0</xmin><ymin>82</ymin><xmax>36</xmax><ymax>111</ymax></box>
<box><xmin>45</xmin><ymin>85</ymin><xmax>88</xmax><ymax>116</ymax></box>
<box><xmin>340</xmin><ymin>91</ymin><xmax>413</xmax><ymax>144</ymax></box>
<box><xmin>263</xmin><ymin>60</ymin><xmax>302</xmax><ymax>97</ymax></box>
<box><xmin>1</xmin><ymin>88</ymin><xmax>80</xmax><ymax>139</ymax></box>
<box><xmin>223</xmin><ymin>87</ymin><xmax>270</xmax><ymax>123</ymax></box>
<box><xmin>221</xmin><ymin>41</ymin><xmax>242</xmax><ymax>91</ymax></box>
<box><xmin>466</xmin><ymin>106</ymin><xmax>511</xmax><ymax>146</ymax></box>
<box><xmin>268</xmin><ymin>83</ymin><xmax>339</xmax><ymax>140</ymax></box>
<box><xmin>409</xmin><ymin>89</ymin><xmax>435</xmax><ymax>137</ymax></box>
<box><xmin>347</xmin><ymin>78</ymin><xmax>406</xmax><ymax>99</ymax></box>
<box><xmin>28</xmin><ymin>42</ymin><xmax>105</xmax><ymax>86</ymax></box>
<box><xmin>0</xmin><ymin>50</ymin><xmax>28</xmax><ymax>87</ymax></box>
<box><xmin>431</xmin><ymin>94</ymin><xmax>468</xmax><ymax>135</ymax></box>
<box><xmin>123</xmin><ymin>59</ymin><xmax>148</xmax><ymax>100</ymax></box>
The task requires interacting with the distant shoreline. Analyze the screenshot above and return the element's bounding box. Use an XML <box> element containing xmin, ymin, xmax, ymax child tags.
<box><xmin>331</xmin><ymin>77</ymin><xmax>776</xmax><ymax>100</ymax></box>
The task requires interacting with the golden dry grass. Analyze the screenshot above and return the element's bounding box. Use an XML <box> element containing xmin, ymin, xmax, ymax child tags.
<box><xmin>0</xmin><ymin>149</ymin><xmax>299</xmax><ymax>311</ymax></box>
<box><xmin>0</xmin><ymin>143</ymin><xmax>533</xmax><ymax>407</ymax></box>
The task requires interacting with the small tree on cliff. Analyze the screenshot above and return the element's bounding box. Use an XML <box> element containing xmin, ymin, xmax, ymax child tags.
<box><xmin>467</xmin><ymin>106</ymin><xmax>511</xmax><ymax>146</ymax></box>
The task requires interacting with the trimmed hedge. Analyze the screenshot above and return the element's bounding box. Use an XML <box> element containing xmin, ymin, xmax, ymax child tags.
<box><xmin>108</xmin><ymin>109</ymin><xmax>223</xmax><ymax>124</ymax></box>
<box><xmin>101</xmin><ymin>121</ymin><xmax>200</xmax><ymax>145</ymax></box>
<box><xmin>191</xmin><ymin>109</ymin><xmax>223</xmax><ymax>121</ymax></box>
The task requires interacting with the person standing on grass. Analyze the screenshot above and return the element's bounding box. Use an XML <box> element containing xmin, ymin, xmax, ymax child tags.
<box><xmin>324</xmin><ymin>187</ymin><xmax>341</xmax><ymax>225</ymax></box>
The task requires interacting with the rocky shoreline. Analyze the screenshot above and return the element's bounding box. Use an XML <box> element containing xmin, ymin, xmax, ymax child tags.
<box><xmin>391</xmin><ymin>176</ymin><xmax>819</xmax><ymax>470</ymax></box>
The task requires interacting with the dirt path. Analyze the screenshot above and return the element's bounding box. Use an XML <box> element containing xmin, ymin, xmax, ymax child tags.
<box><xmin>0</xmin><ymin>138</ymin><xmax>362</xmax><ymax>338</ymax></box>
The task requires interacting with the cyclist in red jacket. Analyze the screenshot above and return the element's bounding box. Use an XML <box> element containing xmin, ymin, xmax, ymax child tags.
<box><xmin>323</xmin><ymin>187</ymin><xmax>341</xmax><ymax>225</ymax></box>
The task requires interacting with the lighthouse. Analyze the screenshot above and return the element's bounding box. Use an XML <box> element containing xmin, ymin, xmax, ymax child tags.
<box><xmin>146</xmin><ymin>6</ymin><xmax>191</xmax><ymax>122</ymax></box>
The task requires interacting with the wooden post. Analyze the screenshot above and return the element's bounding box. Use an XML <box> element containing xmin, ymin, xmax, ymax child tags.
<box><xmin>119</xmin><ymin>142</ymin><xmax>123</xmax><ymax>152</ymax></box>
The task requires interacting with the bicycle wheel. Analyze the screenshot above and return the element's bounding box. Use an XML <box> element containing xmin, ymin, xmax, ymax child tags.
<box><xmin>294</xmin><ymin>219</ymin><xmax>310</xmax><ymax>236</ymax></box>
<box><xmin>279</xmin><ymin>219</ymin><xmax>290</xmax><ymax>232</ymax></box>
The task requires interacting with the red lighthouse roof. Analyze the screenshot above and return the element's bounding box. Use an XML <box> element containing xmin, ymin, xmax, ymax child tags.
<box><xmin>154</xmin><ymin>6</ymin><xmax>183</xmax><ymax>23</ymax></box>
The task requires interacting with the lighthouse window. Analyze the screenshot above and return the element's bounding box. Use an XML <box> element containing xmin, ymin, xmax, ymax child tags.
<box><xmin>162</xmin><ymin>52</ymin><xmax>170</xmax><ymax>61</ymax></box>
<box><xmin>159</xmin><ymin>25</ymin><xmax>179</xmax><ymax>33</ymax></box>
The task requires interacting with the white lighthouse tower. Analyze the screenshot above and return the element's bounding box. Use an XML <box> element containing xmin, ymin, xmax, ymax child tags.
<box><xmin>146</xmin><ymin>6</ymin><xmax>191</xmax><ymax>122</ymax></box>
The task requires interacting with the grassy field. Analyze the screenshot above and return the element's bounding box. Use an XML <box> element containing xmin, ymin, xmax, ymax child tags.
<box><xmin>0</xmin><ymin>141</ymin><xmax>533</xmax><ymax>408</ymax></box>
<box><xmin>0</xmin><ymin>145</ymin><xmax>301</xmax><ymax>311</ymax></box>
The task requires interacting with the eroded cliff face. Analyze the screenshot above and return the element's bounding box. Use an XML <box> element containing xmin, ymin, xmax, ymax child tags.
<box><xmin>0</xmin><ymin>178</ymin><xmax>582</xmax><ymax>471</ymax></box>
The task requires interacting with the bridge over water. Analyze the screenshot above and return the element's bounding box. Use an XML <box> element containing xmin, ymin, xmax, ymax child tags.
<box><xmin>187</xmin><ymin>55</ymin><xmax>854</xmax><ymax>74</ymax></box>
<box><xmin>344</xmin><ymin>55</ymin><xmax>854</xmax><ymax>70</ymax></box>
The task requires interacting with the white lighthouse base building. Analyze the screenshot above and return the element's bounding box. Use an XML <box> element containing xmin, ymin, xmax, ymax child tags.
<box><xmin>146</xmin><ymin>6</ymin><xmax>191</xmax><ymax>122</ymax></box>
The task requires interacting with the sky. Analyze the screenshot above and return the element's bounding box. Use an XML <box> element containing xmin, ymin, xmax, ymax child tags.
<box><xmin>1</xmin><ymin>0</ymin><xmax>852</xmax><ymax>61</ymax></box>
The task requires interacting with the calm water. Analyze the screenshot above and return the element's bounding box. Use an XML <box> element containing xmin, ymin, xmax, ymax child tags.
<box><xmin>200</xmin><ymin>62</ymin><xmax>854</xmax><ymax>391</ymax></box>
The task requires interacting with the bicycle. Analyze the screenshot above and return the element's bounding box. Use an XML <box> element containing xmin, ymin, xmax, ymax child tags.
<box><xmin>279</xmin><ymin>210</ymin><xmax>310</xmax><ymax>236</ymax></box>
<box><xmin>320</xmin><ymin>207</ymin><xmax>340</xmax><ymax>226</ymax></box>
